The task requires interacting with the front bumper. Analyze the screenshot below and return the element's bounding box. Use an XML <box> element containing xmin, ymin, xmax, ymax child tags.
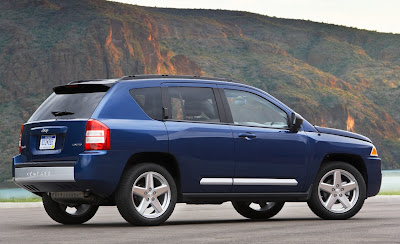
<box><xmin>364</xmin><ymin>156</ymin><xmax>382</xmax><ymax>197</ymax></box>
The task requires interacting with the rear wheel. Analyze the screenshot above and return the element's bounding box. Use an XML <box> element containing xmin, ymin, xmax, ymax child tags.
<box><xmin>232</xmin><ymin>201</ymin><xmax>285</xmax><ymax>219</ymax></box>
<box><xmin>42</xmin><ymin>194</ymin><xmax>98</xmax><ymax>225</ymax></box>
<box><xmin>116</xmin><ymin>163</ymin><xmax>177</xmax><ymax>226</ymax></box>
<box><xmin>307</xmin><ymin>162</ymin><xmax>366</xmax><ymax>220</ymax></box>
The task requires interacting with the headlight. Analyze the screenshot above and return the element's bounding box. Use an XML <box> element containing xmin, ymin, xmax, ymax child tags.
<box><xmin>370</xmin><ymin>146</ymin><xmax>378</xmax><ymax>156</ymax></box>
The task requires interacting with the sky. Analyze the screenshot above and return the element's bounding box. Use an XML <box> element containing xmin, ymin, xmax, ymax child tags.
<box><xmin>110</xmin><ymin>0</ymin><xmax>400</xmax><ymax>34</ymax></box>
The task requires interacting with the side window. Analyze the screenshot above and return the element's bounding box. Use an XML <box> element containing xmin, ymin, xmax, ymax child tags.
<box><xmin>168</xmin><ymin>87</ymin><xmax>220</xmax><ymax>123</ymax></box>
<box><xmin>224</xmin><ymin>89</ymin><xmax>288</xmax><ymax>128</ymax></box>
<box><xmin>130</xmin><ymin>87</ymin><xmax>163</xmax><ymax>120</ymax></box>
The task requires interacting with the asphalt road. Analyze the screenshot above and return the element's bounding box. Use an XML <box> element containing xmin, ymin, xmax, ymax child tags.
<box><xmin>0</xmin><ymin>196</ymin><xmax>399</xmax><ymax>243</ymax></box>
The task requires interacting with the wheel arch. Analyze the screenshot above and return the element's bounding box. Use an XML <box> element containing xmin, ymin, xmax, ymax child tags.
<box><xmin>320</xmin><ymin>153</ymin><xmax>368</xmax><ymax>190</ymax></box>
<box><xmin>120</xmin><ymin>152</ymin><xmax>182</xmax><ymax>200</ymax></box>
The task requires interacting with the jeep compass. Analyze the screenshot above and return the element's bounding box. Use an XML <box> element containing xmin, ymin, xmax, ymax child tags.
<box><xmin>13</xmin><ymin>75</ymin><xmax>382</xmax><ymax>225</ymax></box>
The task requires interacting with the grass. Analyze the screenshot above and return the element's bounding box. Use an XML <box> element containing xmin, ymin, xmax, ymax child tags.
<box><xmin>378</xmin><ymin>191</ymin><xmax>400</xmax><ymax>195</ymax></box>
<box><xmin>0</xmin><ymin>197</ymin><xmax>42</xmax><ymax>202</ymax></box>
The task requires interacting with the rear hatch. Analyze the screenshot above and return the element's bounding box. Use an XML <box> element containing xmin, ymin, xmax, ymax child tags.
<box><xmin>20</xmin><ymin>83</ymin><xmax>111</xmax><ymax>162</ymax></box>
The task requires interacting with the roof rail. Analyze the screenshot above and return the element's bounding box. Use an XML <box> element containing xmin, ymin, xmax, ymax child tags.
<box><xmin>119</xmin><ymin>74</ymin><xmax>236</xmax><ymax>82</ymax></box>
<box><xmin>68</xmin><ymin>79</ymin><xmax>105</xmax><ymax>85</ymax></box>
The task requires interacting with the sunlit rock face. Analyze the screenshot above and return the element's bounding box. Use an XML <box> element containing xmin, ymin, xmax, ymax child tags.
<box><xmin>0</xmin><ymin>0</ymin><xmax>399</xmax><ymax>182</ymax></box>
<box><xmin>347</xmin><ymin>115</ymin><xmax>355</xmax><ymax>132</ymax></box>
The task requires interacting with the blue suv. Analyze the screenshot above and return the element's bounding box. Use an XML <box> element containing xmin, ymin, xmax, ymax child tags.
<box><xmin>13</xmin><ymin>75</ymin><xmax>381</xmax><ymax>225</ymax></box>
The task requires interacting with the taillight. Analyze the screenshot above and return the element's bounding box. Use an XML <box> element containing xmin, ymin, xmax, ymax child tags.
<box><xmin>85</xmin><ymin>119</ymin><xmax>110</xmax><ymax>150</ymax></box>
<box><xmin>18</xmin><ymin>125</ymin><xmax>24</xmax><ymax>153</ymax></box>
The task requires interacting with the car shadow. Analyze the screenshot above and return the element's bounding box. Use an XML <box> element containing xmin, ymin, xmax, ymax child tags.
<box><xmin>21</xmin><ymin>217</ymin><xmax>380</xmax><ymax>229</ymax></box>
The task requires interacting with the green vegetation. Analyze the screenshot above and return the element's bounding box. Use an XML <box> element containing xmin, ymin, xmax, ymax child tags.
<box><xmin>0</xmin><ymin>197</ymin><xmax>42</xmax><ymax>202</ymax></box>
<box><xmin>0</xmin><ymin>193</ymin><xmax>398</xmax><ymax>202</ymax></box>
<box><xmin>0</xmin><ymin>0</ymin><xmax>399</xmax><ymax>182</ymax></box>
<box><xmin>381</xmin><ymin>139</ymin><xmax>400</xmax><ymax>169</ymax></box>
<box><xmin>378</xmin><ymin>191</ymin><xmax>400</xmax><ymax>196</ymax></box>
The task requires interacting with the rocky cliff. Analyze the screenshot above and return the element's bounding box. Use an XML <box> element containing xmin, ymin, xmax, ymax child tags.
<box><xmin>0</xmin><ymin>0</ymin><xmax>399</xmax><ymax>181</ymax></box>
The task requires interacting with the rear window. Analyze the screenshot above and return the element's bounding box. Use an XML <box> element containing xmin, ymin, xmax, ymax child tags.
<box><xmin>28</xmin><ymin>85</ymin><xmax>108</xmax><ymax>122</ymax></box>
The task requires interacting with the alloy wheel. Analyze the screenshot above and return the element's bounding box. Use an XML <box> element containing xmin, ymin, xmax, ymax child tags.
<box><xmin>248</xmin><ymin>202</ymin><xmax>276</xmax><ymax>212</ymax></box>
<box><xmin>61</xmin><ymin>204</ymin><xmax>92</xmax><ymax>216</ymax></box>
<box><xmin>131</xmin><ymin>171</ymin><xmax>171</xmax><ymax>218</ymax></box>
<box><xmin>318</xmin><ymin>169</ymin><xmax>359</xmax><ymax>213</ymax></box>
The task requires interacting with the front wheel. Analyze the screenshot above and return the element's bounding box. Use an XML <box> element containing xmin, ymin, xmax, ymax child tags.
<box><xmin>232</xmin><ymin>201</ymin><xmax>285</xmax><ymax>219</ymax></box>
<box><xmin>42</xmin><ymin>194</ymin><xmax>99</xmax><ymax>225</ymax></box>
<box><xmin>307</xmin><ymin>162</ymin><xmax>366</xmax><ymax>220</ymax></box>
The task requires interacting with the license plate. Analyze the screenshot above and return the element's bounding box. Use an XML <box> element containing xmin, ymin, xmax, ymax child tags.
<box><xmin>39</xmin><ymin>135</ymin><xmax>56</xmax><ymax>150</ymax></box>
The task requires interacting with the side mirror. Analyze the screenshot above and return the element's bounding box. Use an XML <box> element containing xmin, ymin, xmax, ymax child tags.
<box><xmin>289</xmin><ymin>112</ymin><xmax>303</xmax><ymax>132</ymax></box>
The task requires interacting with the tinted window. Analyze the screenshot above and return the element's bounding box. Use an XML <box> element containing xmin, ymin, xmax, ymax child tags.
<box><xmin>28</xmin><ymin>92</ymin><xmax>106</xmax><ymax>122</ymax></box>
<box><xmin>168</xmin><ymin>87</ymin><xmax>220</xmax><ymax>122</ymax></box>
<box><xmin>130</xmin><ymin>88</ymin><xmax>163</xmax><ymax>120</ymax></box>
<box><xmin>224</xmin><ymin>89</ymin><xmax>288</xmax><ymax>128</ymax></box>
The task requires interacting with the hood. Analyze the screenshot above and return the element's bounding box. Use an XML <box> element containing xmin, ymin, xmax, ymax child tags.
<box><xmin>314</xmin><ymin>126</ymin><xmax>372</xmax><ymax>143</ymax></box>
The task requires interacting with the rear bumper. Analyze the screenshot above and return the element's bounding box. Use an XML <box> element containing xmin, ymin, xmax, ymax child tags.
<box><xmin>13</xmin><ymin>150</ymin><xmax>131</xmax><ymax>197</ymax></box>
<box><xmin>15</xmin><ymin>166</ymin><xmax>74</xmax><ymax>183</ymax></box>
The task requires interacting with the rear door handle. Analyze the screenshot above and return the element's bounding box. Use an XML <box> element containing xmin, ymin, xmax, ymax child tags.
<box><xmin>238</xmin><ymin>133</ymin><xmax>256</xmax><ymax>140</ymax></box>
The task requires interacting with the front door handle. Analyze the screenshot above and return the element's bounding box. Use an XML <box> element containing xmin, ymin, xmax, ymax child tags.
<box><xmin>238</xmin><ymin>132</ymin><xmax>256</xmax><ymax>140</ymax></box>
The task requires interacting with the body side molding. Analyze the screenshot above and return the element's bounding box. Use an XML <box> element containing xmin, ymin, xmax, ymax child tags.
<box><xmin>200</xmin><ymin>178</ymin><xmax>298</xmax><ymax>186</ymax></box>
<box><xmin>199</xmin><ymin>178</ymin><xmax>233</xmax><ymax>185</ymax></box>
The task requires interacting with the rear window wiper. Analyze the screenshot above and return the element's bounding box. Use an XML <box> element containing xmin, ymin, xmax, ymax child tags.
<box><xmin>51</xmin><ymin>111</ymin><xmax>75</xmax><ymax>116</ymax></box>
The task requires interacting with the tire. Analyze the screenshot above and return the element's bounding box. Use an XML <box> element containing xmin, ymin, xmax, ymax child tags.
<box><xmin>307</xmin><ymin>161</ymin><xmax>366</xmax><ymax>220</ymax></box>
<box><xmin>42</xmin><ymin>194</ymin><xmax>99</xmax><ymax>225</ymax></box>
<box><xmin>116</xmin><ymin>163</ymin><xmax>177</xmax><ymax>226</ymax></box>
<box><xmin>232</xmin><ymin>201</ymin><xmax>285</xmax><ymax>220</ymax></box>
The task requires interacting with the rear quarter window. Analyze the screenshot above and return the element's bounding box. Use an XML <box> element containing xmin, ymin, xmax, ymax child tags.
<box><xmin>129</xmin><ymin>87</ymin><xmax>163</xmax><ymax>120</ymax></box>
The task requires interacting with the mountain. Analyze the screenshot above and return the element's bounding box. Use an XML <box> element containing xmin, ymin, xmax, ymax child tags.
<box><xmin>0</xmin><ymin>0</ymin><xmax>399</xmax><ymax>181</ymax></box>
